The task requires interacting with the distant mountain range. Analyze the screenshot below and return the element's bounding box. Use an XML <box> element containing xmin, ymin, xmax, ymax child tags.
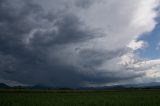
<box><xmin>1</xmin><ymin>82</ymin><xmax>160</xmax><ymax>90</ymax></box>
<box><xmin>0</xmin><ymin>83</ymin><xmax>10</xmax><ymax>88</ymax></box>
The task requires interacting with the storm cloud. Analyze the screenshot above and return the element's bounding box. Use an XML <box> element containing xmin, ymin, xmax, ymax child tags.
<box><xmin>0</xmin><ymin>0</ymin><xmax>160</xmax><ymax>87</ymax></box>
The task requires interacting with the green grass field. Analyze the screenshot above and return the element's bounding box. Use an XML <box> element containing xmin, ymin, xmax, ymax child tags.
<box><xmin>0</xmin><ymin>89</ymin><xmax>160</xmax><ymax>106</ymax></box>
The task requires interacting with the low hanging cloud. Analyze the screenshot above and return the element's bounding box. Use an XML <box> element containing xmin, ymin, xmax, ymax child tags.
<box><xmin>0</xmin><ymin>0</ymin><xmax>160</xmax><ymax>87</ymax></box>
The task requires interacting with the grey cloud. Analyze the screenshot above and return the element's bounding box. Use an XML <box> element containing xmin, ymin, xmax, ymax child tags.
<box><xmin>29</xmin><ymin>14</ymin><xmax>95</xmax><ymax>47</ymax></box>
<box><xmin>78</xmin><ymin>48</ymin><xmax>127</xmax><ymax>70</ymax></box>
<box><xmin>75</xmin><ymin>0</ymin><xmax>94</xmax><ymax>9</ymax></box>
<box><xmin>0</xmin><ymin>0</ymin><xmax>98</xmax><ymax>87</ymax></box>
<box><xmin>0</xmin><ymin>0</ymin><xmax>145</xmax><ymax>87</ymax></box>
<box><xmin>0</xmin><ymin>52</ymin><xmax>17</xmax><ymax>74</ymax></box>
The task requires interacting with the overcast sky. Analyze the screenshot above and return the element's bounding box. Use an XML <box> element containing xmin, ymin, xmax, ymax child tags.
<box><xmin>0</xmin><ymin>0</ymin><xmax>160</xmax><ymax>87</ymax></box>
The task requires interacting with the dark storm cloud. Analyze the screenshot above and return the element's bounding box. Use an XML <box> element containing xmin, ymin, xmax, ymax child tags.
<box><xmin>78</xmin><ymin>48</ymin><xmax>127</xmax><ymax>69</ymax></box>
<box><xmin>0</xmin><ymin>0</ymin><xmax>143</xmax><ymax>87</ymax></box>
<box><xmin>30</xmin><ymin>14</ymin><xmax>95</xmax><ymax>47</ymax></box>
<box><xmin>75</xmin><ymin>0</ymin><xmax>94</xmax><ymax>8</ymax></box>
<box><xmin>0</xmin><ymin>0</ymin><xmax>97</xmax><ymax>86</ymax></box>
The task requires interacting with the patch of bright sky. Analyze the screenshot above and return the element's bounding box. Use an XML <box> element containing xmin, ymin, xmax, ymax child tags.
<box><xmin>138</xmin><ymin>18</ymin><xmax>160</xmax><ymax>59</ymax></box>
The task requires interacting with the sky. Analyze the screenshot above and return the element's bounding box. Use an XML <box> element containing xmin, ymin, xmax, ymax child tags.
<box><xmin>0</xmin><ymin>0</ymin><xmax>160</xmax><ymax>87</ymax></box>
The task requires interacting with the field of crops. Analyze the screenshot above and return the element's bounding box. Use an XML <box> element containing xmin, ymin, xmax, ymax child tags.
<box><xmin>0</xmin><ymin>89</ymin><xmax>160</xmax><ymax>106</ymax></box>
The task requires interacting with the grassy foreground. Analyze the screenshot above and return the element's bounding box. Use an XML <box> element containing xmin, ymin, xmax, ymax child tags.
<box><xmin>0</xmin><ymin>89</ymin><xmax>160</xmax><ymax>106</ymax></box>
